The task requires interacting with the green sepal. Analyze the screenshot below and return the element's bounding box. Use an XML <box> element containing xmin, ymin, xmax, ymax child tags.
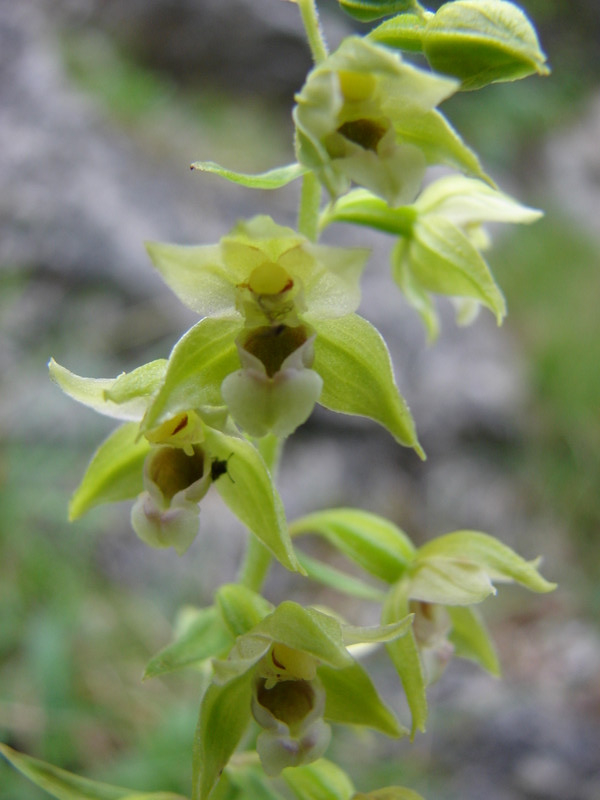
<box><xmin>297</xmin><ymin>551</ymin><xmax>387</xmax><ymax>603</ymax></box>
<box><xmin>49</xmin><ymin>358</ymin><xmax>163</xmax><ymax>421</ymax></box>
<box><xmin>69</xmin><ymin>422</ymin><xmax>150</xmax><ymax>520</ymax></box>
<box><xmin>140</xmin><ymin>317</ymin><xmax>243</xmax><ymax>433</ymax></box>
<box><xmin>215</xmin><ymin>583</ymin><xmax>275</xmax><ymax>637</ymax></box>
<box><xmin>408</xmin><ymin>557</ymin><xmax>496</xmax><ymax>605</ymax></box>
<box><xmin>382</xmin><ymin>580</ymin><xmax>427</xmax><ymax>737</ymax></box>
<box><xmin>394</xmin><ymin>108</ymin><xmax>491</xmax><ymax>183</ymax></box>
<box><xmin>320</xmin><ymin>660</ymin><xmax>408</xmax><ymax>737</ymax></box>
<box><xmin>190</xmin><ymin>160</ymin><xmax>306</xmax><ymax>189</ymax></box>
<box><xmin>202</xmin><ymin>427</ymin><xmax>303</xmax><ymax>575</ymax></box>
<box><xmin>422</xmin><ymin>0</ymin><xmax>550</xmax><ymax>91</ymax></box>
<box><xmin>447</xmin><ymin>605</ymin><xmax>500</xmax><ymax>676</ymax></box>
<box><xmin>368</xmin><ymin>14</ymin><xmax>427</xmax><ymax>52</ymax></box>
<box><xmin>254</xmin><ymin>602</ymin><xmax>353</xmax><ymax>670</ymax></box>
<box><xmin>338</xmin><ymin>0</ymin><xmax>421</xmax><ymax>23</ymax></box>
<box><xmin>104</xmin><ymin>360</ymin><xmax>168</xmax><ymax>407</ymax></box>
<box><xmin>191</xmin><ymin>671</ymin><xmax>254</xmax><ymax>800</ymax></box>
<box><xmin>342</xmin><ymin>615</ymin><xmax>413</xmax><ymax>646</ymax></box>
<box><xmin>414</xmin><ymin>531</ymin><xmax>557</xmax><ymax>594</ymax></box>
<box><xmin>291</xmin><ymin>508</ymin><xmax>415</xmax><ymax>584</ymax></box>
<box><xmin>395</xmin><ymin>215</ymin><xmax>506</xmax><ymax>323</ymax></box>
<box><xmin>282</xmin><ymin>759</ymin><xmax>355</xmax><ymax>800</ymax></box>
<box><xmin>313</xmin><ymin>314</ymin><xmax>424</xmax><ymax>456</ymax></box>
<box><xmin>0</xmin><ymin>744</ymin><xmax>187</xmax><ymax>800</ymax></box>
<box><xmin>143</xmin><ymin>605</ymin><xmax>233</xmax><ymax>680</ymax></box>
<box><xmin>321</xmin><ymin>190</ymin><xmax>417</xmax><ymax>237</ymax></box>
<box><xmin>392</xmin><ymin>239</ymin><xmax>440</xmax><ymax>341</ymax></box>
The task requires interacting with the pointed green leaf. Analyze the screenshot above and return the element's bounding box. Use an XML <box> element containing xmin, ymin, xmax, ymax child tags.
<box><xmin>291</xmin><ymin>508</ymin><xmax>416</xmax><ymax>584</ymax></box>
<box><xmin>342</xmin><ymin>616</ymin><xmax>413</xmax><ymax>646</ymax></box>
<box><xmin>202</xmin><ymin>427</ymin><xmax>303</xmax><ymax>574</ymax></box>
<box><xmin>320</xmin><ymin>660</ymin><xmax>407</xmax><ymax>737</ymax></box>
<box><xmin>415</xmin><ymin>531</ymin><xmax>556</xmax><ymax>593</ymax></box>
<box><xmin>191</xmin><ymin>671</ymin><xmax>254</xmax><ymax>800</ymax></box>
<box><xmin>447</xmin><ymin>605</ymin><xmax>500</xmax><ymax>676</ymax></box>
<box><xmin>49</xmin><ymin>359</ymin><xmax>158</xmax><ymax>421</ymax></box>
<box><xmin>313</xmin><ymin>314</ymin><xmax>424</xmax><ymax>456</ymax></box>
<box><xmin>190</xmin><ymin>161</ymin><xmax>306</xmax><ymax>189</ymax></box>
<box><xmin>338</xmin><ymin>0</ymin><xmax>421</xmax><ymax>23</ymax></box>
<box><xmin>368</xmin><ymin>14</ymin><xmax>427</xmax><ymax>52</ymax></box>
<box><xmin>256</xmin><ymin>602</ymin><xmax>352</xmax><ymax>669</ymax></box>
<box><xmin>69</xmin><ymin>422</ymin><xmax>149</xmax><ymax>520</ymax></box>
<box><xmin>382</xmin><ymin>581</ymin><xmax>427</xmax><ymax>736</ymax></box>
<box><xmin>423</xmin><ymin>0</ymin><xmax>549</xmax><ymax>90</ymax></box>
<box><xmin>216</xmin><ymin>584</ymin><xmax>274</xmax><ymax>637</ymax></box>
<box><xmin>143</xmin><ymin>605</ymin><xmax>233</xmax><ymax>679</ymax></box>
<box><xmin>282</xmin><ymin>759</ymin><xmax>355</xmax><ymax>800</ymax></box>
<box><xmin>297</xmin><ymin>551</ymin><xmax>387</xmax><ymax>603</ymax></box>
<box><xmin>409</xmin><ymin>215</ymin><xmax>506</xmax><ymax>322</ymax></box>
<box><xmin>141</xmin><ymin>317</ymin><xmax>243</xmax><ymax>433</ymax></box>
<box><xmin>0</xmin><ymin>745</ymin><xmax>186</xmax><ymax>800</ymax></box>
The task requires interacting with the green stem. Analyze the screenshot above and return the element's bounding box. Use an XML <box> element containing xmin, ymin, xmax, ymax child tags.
<box><xmin>237</xmin><ymin>434</ymin><xmax>285</xmax><ymax>591</ymax></box>
<box><xmin>297</xmin><ymin>0</ymin><xmax>328</xmax><ymax>65</ymax></box>
<box><xmin>298</xmin><ymin>172</ymin><xmax>322</xmax><ymax>241</ymax></box>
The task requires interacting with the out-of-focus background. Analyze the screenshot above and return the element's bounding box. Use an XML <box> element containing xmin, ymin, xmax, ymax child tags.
<box><xmin>1</xmin><ymin>0</ymin><xmax>599</xmax><ymax>798</ymax></box>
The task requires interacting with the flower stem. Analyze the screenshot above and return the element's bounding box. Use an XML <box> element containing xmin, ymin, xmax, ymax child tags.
<box><xmin>297</xmin><ymin>0</ymin><xmax>328</xmax><ymax>65</ymax></box>
<box><xmin>298</xmin><ymin>172</ymin><xmax>322</xmax><ymax>242</ymax></box>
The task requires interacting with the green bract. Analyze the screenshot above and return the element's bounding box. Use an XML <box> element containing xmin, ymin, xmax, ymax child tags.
<box><xmin>338</xmin><ymin>0</ymin><xmax>423</xmax><ymax>23</ymax></box>
<box><xmin>294</xmin><ymin>36</ymin><xmax>488</xmax><ymax>204</ymax></box>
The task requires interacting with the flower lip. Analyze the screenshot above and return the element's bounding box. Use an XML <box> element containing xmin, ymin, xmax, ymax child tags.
<box><xmin>337</xmin><ymin>117</ymin><xmax>389</xmax><ymax>152</ymax></box>
<box><xmin>256</xmin><ymin>678</ymin><xmax>316</xmax><ymax>729</ymax></box>
<box><xmin>147</xmin><ymin>445</ymin><xmax>206</xmax><ymax>502</ymax></box>
<box><xmin>241</xmin><ymin>324</ymin><xmax>310</xmax><ymax>378</ymax></box>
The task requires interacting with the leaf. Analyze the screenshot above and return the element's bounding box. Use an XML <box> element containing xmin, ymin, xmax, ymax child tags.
<box><xmin>202</xmin><ymin>427</ymin><xmax>303</xmax><ymax>575</ymax></box>
<box><xmin>409</xmin><ymin>215</ymin><xmax>506</xmax><ymax>322</ymax></box>
<box><xmin>297</xmin><ymin>551</ymin><xmax>387</xmax><ymax>602</ymax></box>
<box><xmin>291</xmin><ymin>508</ymin><xmax>415</xmax><ymax>584</ymax></box>
<box><xmin>338</xmin><ymin>0</ymin><xmax>421</xmax><ymax>23</ymax></box>
<box><xmin>368</xmin><ymin>14</ymin><xmax>427</xmax><ymax>52</ymax></box>
<box><xmin>69</xmin><ymin>422</ymin><xmax>150</xmax><ymax>520</ymax></box>
<box><xmin>313</xmin><ymin>314</ymin><xmax>424</xmax><ymax>456</ymax></box>
<box><xmin>143</xmin><ymin>606</ymin><xmax>233</xmax><ymax>679</ymax></box>
<box><xmin>190</xmin><ymin>161</ymin><xmax>306</xmax><ymax>189</ymax></box>
<box><xmin>415</xmin><ymin>531</ymin><xmax>557</xmax><ymax>593</ymax></box>
<box><xmin>382</xmin><ymin>580</ymin><xmax>427</xmax><ymax>737</ymax></box>
<box><xmin>282</xmin><ymin>759</ymin><xmax>355</xmax><ymax>800</ymax></box>
<box><xmin>423</xmin><ymin>0</ymin><xmax>549</xmax><ymax>90</ymax></box>
<box><xmin>355</xmin><ymin>788</ymin><xmax>426</xmax><ymax>800</ymax></box>
<box><xmin>49</xmin><ymin>359</ymin><xmax>159</xmax><ymax>421</ymax></box>
<box><xmin>141</xmin><ymin>317</ymin><xmax>243</xmax><ymax>433</ymax></box>
<box><xmin>0</xmin><ymin>745</ymin><xmax>187</xmax><ymax>800</ymax></box>
<box><xmin>320</xmin><ymin>661</ymin><xmax>408</xmax><ymax>737</ymax></box>
<box><xmin>191</xmin><ymin>671</ymin><xmax>254</xmax><ymax>800</ymax></box>
<box><xmin>216</xmin><ymin>584</ymin><xmax>275</xmax><ymax>637</ymax></box>
<box><xmin>447</xmin><ymin>605</ymin><xmax>500</xmax><ymax>676</ymax></box>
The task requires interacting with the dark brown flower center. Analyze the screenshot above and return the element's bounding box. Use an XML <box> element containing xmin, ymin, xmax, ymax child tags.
<box><xmin>256</xmin><ymin>678</ymin><xmax>315</xmax><ymax>727</ymax></box>
<box><xmin>149</xmin><ymin>446</ymin><xmax>205</xmax><ymax>500</ymax></box>
<box><xmin>242</xmin><ymin>324</ymin><xmax>308</xmax><ymax>378</ymax></box>
<box><xmin>337</xmin><ymin>118</ymin><xmax>388</xmax><ymax>152</ymax></box>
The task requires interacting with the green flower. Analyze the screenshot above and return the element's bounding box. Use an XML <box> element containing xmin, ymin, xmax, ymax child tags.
<box><xmin>322</xmin><ymin>175</ymin><xmax>542</xmax><ymax>339</ymax></box>
<box><xmin>193</xmin><ymin>595</ymin><xmax>412</xmax><ymax>798</ymax></box>
<box><xmin>294</xmin><ymin>36</ymin><xmax>486</xmax><ymax>204</ymax></box>
<box><xmin>146</xmin><ymin>215</ymin><xmax>369</xmax><ymax>438</ymax></box>
<box><xmin>48</xmin><ymin>360</ymin><xmax>302</xmax><ymax>572</ymax></box>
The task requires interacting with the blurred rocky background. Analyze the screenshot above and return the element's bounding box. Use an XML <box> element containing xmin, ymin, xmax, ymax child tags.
<box><xmin>1</xmin><ymin>1</ymin><xmax>600</xmax><ymax>799</ymax></box>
